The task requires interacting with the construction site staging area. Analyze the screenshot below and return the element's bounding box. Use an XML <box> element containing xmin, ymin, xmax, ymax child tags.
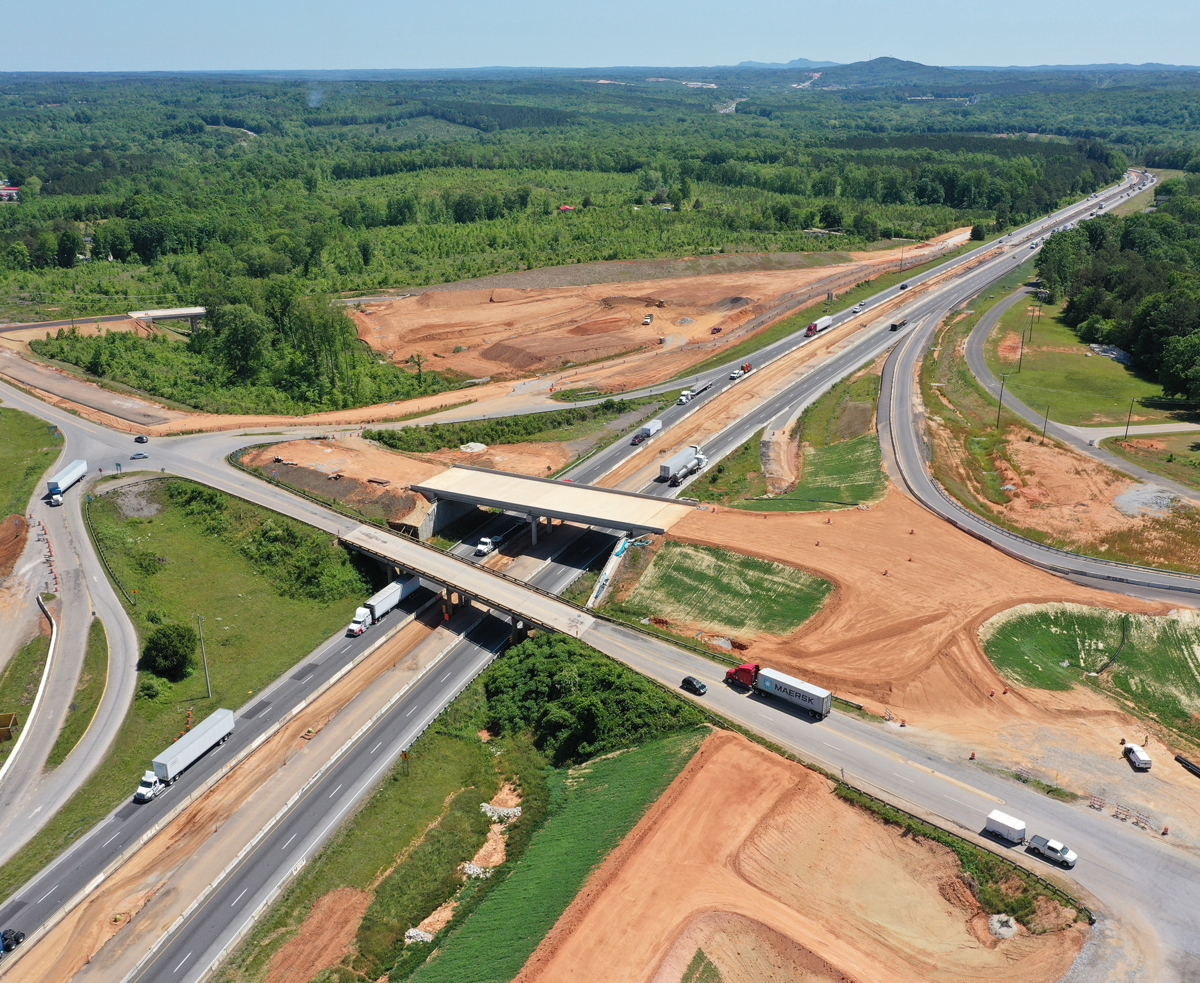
<box><xmin>2</xmin><ymin>167</ymin><xmax>1198</xmax><ymax>983</ymax></box>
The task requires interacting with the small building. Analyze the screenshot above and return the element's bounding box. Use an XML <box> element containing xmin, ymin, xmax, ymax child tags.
<box><xmin>558</xmin><ymin>205</ymin><xmax>575</xmax><ymax>212</ymax></box>
<box><xmin>0</xmin><ymin>187</ymin><xmax>19</xmax><ymax>202</ymax></box>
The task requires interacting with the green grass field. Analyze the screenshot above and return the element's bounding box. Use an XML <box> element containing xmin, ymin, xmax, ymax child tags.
<box><xmin>406</xmin><ymin>729</ymin><xmax>705</xmax><ymax>983</ymax></box>
<box><xmin>0</xmin><ymin>635</ymin><xmax>50</xmax><ymax>769</ymax></box>
<box><xmin>747</xmin><ymin>434</ymin><xmax>885</xmax><ymax>511</ymax></box>
<box><xmin>1102</xmin><ymin>431</ymin><xmax>1200</xmax><ymax>493</ymax></box>
<box><xmin>0</xmin><ymin>480</ymin><xmax>365</xmax><ymax>903</ymax></box>
<box><xmin>46</xmin><ymin>618</ymin><xmax>108</xmax><ymax>768</ymax></box>
<box><xmin>0</xmin><ymin>407</ymin><xmax>63</xmax><ymax>516</ymax></box>
<box><xmin>617</xmin><ymin>542</ymin><xmax>832</xmax><ymax>636</ymax></box>
<box><xmin>681</xmin><ymin>950</ymin><xmax>725</xmax><ymax>983</ymax></box>
<box><xmin>982</xmin><ymin>604</ymin><xmax>1200</xmax><ymax>743</ymax></box>
<box><xmin>983</xmin><ymin>297</ymin><xmax>1181</xmax><ymax>427</ymax></box>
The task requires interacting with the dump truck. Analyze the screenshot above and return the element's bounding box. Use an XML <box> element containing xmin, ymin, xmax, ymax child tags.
<box><xmin>984</xmin><ymin>809</ymin><xmax>1026</xmax><ymax>844</ymax></box>
<box><xmin>347</xmin><ymin>575</ymin><xmax>419</xmax><ymax>636</ymax></box>
<box><xmin>805</xmin><ymin>316</ymin><xmax>834</xmax><ymax>337</ymax></box>
<box><xmin>724</xmin><ymin>663</ymin><xmax>832</xmax><ymax>719</ymax></box>
<box><xmin>46</xmin><ymin>459</ymin><xmax>87</xmax><ymax>505</ymax></box>
<box><xmin>135</xmin><ymin>708</ymin><xmax>235</xmax><ymax>802</ymax></box>
<box><xmin>632</xmin><ymin>419</ymin><xmax>663</xmax><ymax>445</ymax></box>
<box><xmin>660</xmin><ymin>445</ymin><xmax>707</xmax><ymax>486</ymax></box>
<box><xmin>1028</xmin><ymin>834</ymin><xmax>1077</xmax><ymax>868</ymax></box>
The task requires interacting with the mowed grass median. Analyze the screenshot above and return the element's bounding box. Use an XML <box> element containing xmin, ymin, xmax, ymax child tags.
<box><xmin>0</xmin><ymin>478</ymin><xmax>372</xmax><ymax>902</ymax></box>
<box><xmin>982</xmin><ymin>603</ymin><xmax>1200</xmax><ymax>744</ymax></box>
<box><xmin>614</xmin><ymin>542</ymin><xmax>832</xmax><ymax>636</ymax></box>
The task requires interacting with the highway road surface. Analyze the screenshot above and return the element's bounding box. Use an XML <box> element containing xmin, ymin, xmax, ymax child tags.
<box><xmin>5</xmin><ymin>168</ymin><xmax>1196</xmax><ymax>981</ymax></box>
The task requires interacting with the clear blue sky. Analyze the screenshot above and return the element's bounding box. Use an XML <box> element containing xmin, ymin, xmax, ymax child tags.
<box><xmin>12</xmin><ymin>0</ymin><xmax>1199</xmax><ymax>72</ymax></box>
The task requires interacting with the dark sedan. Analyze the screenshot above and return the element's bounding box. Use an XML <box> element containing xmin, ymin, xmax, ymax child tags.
<box><xmin>681</xmin><ymin>676</ymin><xmax>707</xmax><ymax>696</ymax></box>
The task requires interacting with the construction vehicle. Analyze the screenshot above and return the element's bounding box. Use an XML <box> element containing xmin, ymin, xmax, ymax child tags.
<box><xmin>135</xmin><ymin>709</ymin><xmax>235</xmax><ymax>802</ymax></box>
<box><xmin>805</xmin><ymin>316</ymin><xmax>833</xmax><ymax>337</ymax></box>
<box><xmin>724</xmin><ymin>663</ymin><xmax>831</xmax><ymax>719</ymax></box>
<box><xmin>660</xmin><ymin>444</ymin><xmax>707</xmax><ymax>486</ymax></box>
<box><xmin>984</xmin><ymin>809</ymin><xmax>1026</xmax><ymax>844</ymax></box>
<box><xmin>47</xmin><ymin>459</ymin><xmax>87</xmax><ymax>505</ymax></box>
<box><xmin>348</xmin><ymin>575</ymin><xmax>419</xmax><ymax>635</ymax></box>
<box><xmin>1028</xmin><ymin>835</ymin><xmax>1077</xmax><ymax>868</ymax></box>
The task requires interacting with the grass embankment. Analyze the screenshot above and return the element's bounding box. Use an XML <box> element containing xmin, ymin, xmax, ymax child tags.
<box><xmin>691</xmin><ymin>370</ymin><xmax>885</xmax><ymax>511</ymax></box>
<box><xmin>46</xmin><ymin>618</ymin><xmax>108</xmax><ymax>768</ymax></box>
<box><xmin>0</xmin><ymin>635</ymin><xmax>50</xmax><ymax>769</ymax></box>
<box><xmin>610</xmin><ymin>541</ymin><xmax>832</xmax><ymax>637</ymax></box>
<box><xmin>0</xmin><ymin>406</ymin><xmax>63</xmax><ymax>515</ymax></box>
<box><xmin>0</xmin><ymin>479</ymin><xmax>371</xmax><ymax>902</ymax></box>
<box><xmin>682</xmin><ymin>950</ymin><xmax>725</xmax><ymax>983</ymax></box>
<box><xmin>408</xmin><ymin>731</ymin><xmax>704</xmax><ymax>983</ymax></box>
<box><xmin>921</xmin><ymin>262</ymin><xmax>1200</xmax><ymax>573</ymax></box>
<box><xmin>1102</xmin><ymin>432</ymin><xmax>1200</xmax><ymax>494</ymax></box>
<box><xmin>983</xmin><ymin>604</ymin><xmax>1200</xmax><ymax>747</ymax></box>
<box><xmin>219</xmin><ymin>633</ymin><xmax>704</xmax><ymax>983</ymax></box>
<box><xmin>683</xmin><ymin>241</ymin><xmax>975</xmax><ymax>379</ymax></box>
<box><xmin>982</xmin><ymin>295</ymin><xmax>1182</xmax><ymax>427</ymax></box>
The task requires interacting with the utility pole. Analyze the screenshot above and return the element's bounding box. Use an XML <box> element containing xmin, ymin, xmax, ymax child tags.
<box><xmin>996</xmin><ymin>375</ymin><xmax>1009</xmax><ymax>430</ymax></box>
<box><xmin>1041</xmin><ymin>405</ymin><xmax>1051</xmax><ymax>444</ymax></box>
<box><xmin>196</xmin><ymin>614</ymin><xmax>211</xmax><ymax>699</ymax></box>
<box><xmin>1124</xmin><ymin>397</ymin><xmax>1135</xmax><ymax>440</ymax></box>
<box><xmin>1017</xmin><ymin>330</ymin><xmax>1025</xmax><ymax>373</ymax></box>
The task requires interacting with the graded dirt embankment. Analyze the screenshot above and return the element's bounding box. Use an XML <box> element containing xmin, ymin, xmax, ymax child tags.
<box><xmin>664</xmin><ymin>486</ymin><xmax>1200</xmax><ymax>842</ymax></box>
<box><xmin>517</xmin><ymin>730</ymin><xmax>1084</xmax><ymax>983</ymax></box>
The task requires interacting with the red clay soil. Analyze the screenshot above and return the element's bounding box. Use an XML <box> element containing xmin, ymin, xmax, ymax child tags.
<box><xmin>517</xmin><ymin>730</ymin><xmax>1084</xmax><ymax>983</ymax></box>
<box><xmin>262</xmin><ymin>887</ymin><xmax>371</xmax><ymax>983</ymax></box>
<box><xmin>0</xmin><ymin>515</ymin><xmax>27</xmax><ymax>579</ymax></box>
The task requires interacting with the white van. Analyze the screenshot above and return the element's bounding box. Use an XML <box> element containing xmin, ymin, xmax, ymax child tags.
<box><xmin>1124</xmin><ymin>744</ymin><xmax>1152</xmax><ymax>771</ymax></box>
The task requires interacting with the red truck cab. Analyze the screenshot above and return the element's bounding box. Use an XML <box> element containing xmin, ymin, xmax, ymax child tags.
<box><xmin>725</xmin><ymin>663</ymin><xmax>759</xmax><ymax>687</ymax></box>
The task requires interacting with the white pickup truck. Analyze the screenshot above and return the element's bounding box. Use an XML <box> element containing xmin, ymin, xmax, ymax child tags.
<box><xmin>1028</xmin><ymin>835</ymin><xmax>1078</xmax><ymax>868</ymax></box>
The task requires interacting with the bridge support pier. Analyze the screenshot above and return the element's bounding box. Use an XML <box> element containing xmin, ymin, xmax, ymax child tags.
<box><xmin>510</xmin><ymin>618</ymin><xmax>528</xmax><ymax>646</ymax></box>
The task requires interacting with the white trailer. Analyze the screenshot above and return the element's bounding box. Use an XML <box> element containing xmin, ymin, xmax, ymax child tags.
<box><xmin>47</xmin><ymin>459</ymin><xmax>87</xmax><ymax>505</ymax></box>
<box><xmin>135</xmin><ymin>708</ymin><xmax>235</xmax><ymax>801</ymax></box>
<box><xmin>348</xmin><ymin>575</ymin><xmax>419</xmax><ymax>635</ymax></box>
<box><xmin>754</xmin><ymin>667</ymin><xmax>832</xmax><ymax>719</ymax></box>
<box><xmin>659</xmin><ymin>445</ymin><xmax>707</xmax><ymax>486</ymax></box>
<box><xmin>633</xmin><ymin>419</ymin><xmax>663</xmax><ymax>443</ymax></box>
<box><xmin>985</xmin><ymin>809</ymin><xmax>1026</xmax><ymax>844</ymax></box>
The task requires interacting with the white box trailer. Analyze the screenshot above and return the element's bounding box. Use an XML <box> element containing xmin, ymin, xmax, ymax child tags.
<box><xmin>135</xmin><ymin>708</ymin><xmax>235</xmax><ymax>801</ymax></box>
<box><xmin>754</xmin><ymin>667</ymin><xmax>832</xmax><ymax>719</ymax></box>
<box><xmin>985</xmin><ymin>809</ymin><xmax>1026</xmax><ymax>844</ymax></box>
<box><xmin>47</xmin><ymin>459</ymin><xmax>87</xmax><ymax>504</ymax></box>
<box><xmin>348</xmin><ymin>574</ymin><xmax>419</xmax><ymax>635</ymax></box>
<box><xmin>639</xmin><ymin>419</ymin><xmax>663</xmax><ymax>438</ymax></box>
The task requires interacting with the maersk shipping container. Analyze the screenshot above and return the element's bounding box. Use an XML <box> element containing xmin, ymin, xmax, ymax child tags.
<box><xmin>754</xmin><ymin>667</ymin><xmax>832</xmax><ymax>719</ymax></box>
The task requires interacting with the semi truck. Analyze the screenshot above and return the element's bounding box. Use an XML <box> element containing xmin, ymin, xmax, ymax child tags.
<box><xmin>805</xmin><ymin>316</ymin><xmax>833</xmax><ymax>337</ymax></box>
<box><xmin>659</xmin><ymin>445</ymin><xmax>708</xmax><ymax>486</ymax></box>
<box><xmin>135</xmin><ymin>708</ymin><xmax>235</xmax><ymax>802</ymax></box>
<box><xmin>347</xmin><ymin>575</ymin><xmax>419</xmax><ymax>636</ymax></box>
<box><xmin>729</xmin><ymin>362</ymin><xmax>753</xmax><ymax>380</ymax></box>
<box><xmin>46</xmin><ymin>459</ymin><xmax>87</xmax><ymax>505</ymax></box>
<box><xmin>984</xmin><ymin>809</ymin><xmax>1026</xmax><ymax>844</ymax></box>
<box><xmin>889</xmin><ymin>318</ymin><xmax>909</xmax><ymax>332</ymax></box>
<box><xmin>632</xmin><ymin>419</ymin><xmax>663</xmax><ymax>445</ymax></box>
<box><xmin>724</xmin><ymin>663</ymin><xmax>832</xmax><ymax>719</ymax></box>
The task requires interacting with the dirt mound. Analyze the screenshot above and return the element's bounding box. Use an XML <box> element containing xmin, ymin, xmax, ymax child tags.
<box><xmin>706</xmin><ymin>295</ymin><xmax>754</xmax><ymax>312</ymax></box>
<box><xmin>567</xmin><ymin>316</ymin><xmax>630</xmax><ymax>336</ymax></box>
<box><xmin>517</xmin><ymin>730</ymin><xmax>1083</xmax><ymax>983</ymax></box>
<box><xmin>264</xmin><ymin>887</ymin><xmax>371</xmax><ymax>983</ymax></box>
<box><xmin>0</xmin><ymin>515</ymin><xmax>28</xmax><ymax>580</ymax></box>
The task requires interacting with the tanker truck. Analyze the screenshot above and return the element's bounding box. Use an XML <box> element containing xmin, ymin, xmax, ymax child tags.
<box><xmin>725</xmin><ymin>663</ymin><xmax>832</xmax><ymax>719</ymax></box>
<box><xmin>659</xmin><ymin>445</ymin><xmax>708</xmax><ymax>486</ymax></box>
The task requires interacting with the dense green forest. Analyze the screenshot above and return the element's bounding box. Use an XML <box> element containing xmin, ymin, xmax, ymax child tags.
<box><xmin>1039</xmin><ymin>173</ymin><xmax>1200</xmax><ymax>395</ymax></box>
<box><xmin>0</xmin><ymin>67</ymin><xmax>1171</xmax><ymax>412</ymax></box>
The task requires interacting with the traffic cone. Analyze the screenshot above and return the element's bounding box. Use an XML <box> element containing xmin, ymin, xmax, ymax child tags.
<box><xmin>1163</xmin><ymin>827</ymin><xmax>1170</xmax><ymax>836</ymax></box>
<box><xmin>969</xmin><ymin>751</ymin><xmax>976</xmax><ymax>760</ymax></box>
<box><xmin>990</xmin><ymin>689</ymin><xmax>995</xmax><ymax>698</ymax></box>
<box><xmin>900</xmin><ymin>719</ymin><xmax>907</xmax><ymax>727</ymax></box>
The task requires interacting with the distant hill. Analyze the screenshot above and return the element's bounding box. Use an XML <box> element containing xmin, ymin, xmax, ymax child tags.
<box><xmin>812</xmin><ymin>57</ymin><xmax>963</xmax><ymax>87</ymax></box>
<box><xmin>953</xmin><ymin>62</ymin><xmax>1200</xmax><ymax>72</ymax></box>
<box><xmin>736</xmin><ymin>57</ymin><xmax>840</xmax><ymax>69</ymax></box>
